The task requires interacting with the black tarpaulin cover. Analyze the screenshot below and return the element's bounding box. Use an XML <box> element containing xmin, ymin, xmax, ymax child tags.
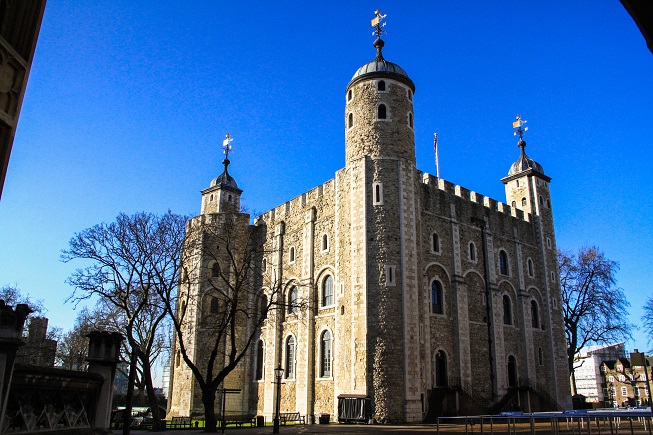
<box><xmin>337</xmin><ymin>395</ymin><xmax>372</xmax><ymax>422</ymax></box>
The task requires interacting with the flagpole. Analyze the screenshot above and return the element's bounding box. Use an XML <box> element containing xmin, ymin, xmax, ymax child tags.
<box><xmin>434</xmin><ymin>133</ymin><xmax>440</xmax><ymax>178</ymax></box>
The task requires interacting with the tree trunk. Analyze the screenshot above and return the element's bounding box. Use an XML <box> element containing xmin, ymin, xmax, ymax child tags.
<box><xmin>123</xmin><ymin>352</ymin><xmax>138</xmax><ymax>435</ymax></box>
<box><xmin>202</xmin><ymin>387</ymin><xmax>218</xmax><ymax>433</ymax></box>
<box><xmin>141</xmin><ymin>355</ymin><xmax>163</xmax><ymax>431</ymax></box>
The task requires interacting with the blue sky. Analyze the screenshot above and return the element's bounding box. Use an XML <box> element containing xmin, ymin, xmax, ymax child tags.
<box><xmin>1</xmin><ymin>1</ymin><xmax>652</xmax><ymax>366</ymax></box>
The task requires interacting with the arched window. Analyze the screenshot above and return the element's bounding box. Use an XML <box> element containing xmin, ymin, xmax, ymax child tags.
<box><xmin>285</xmin><ymin>336</ymin><xmax>295</xmax><ymax>379</ymax></box>
<box><xmin>531</xmin><ymin>300</ymin><xmax>539</xmax><ymax>328</ymax></box>
<box><xmin>262</xmin><ymin>258</ymin><xmax>267</xmax><ymax>272</ymax></box>
<box><xmin>322</xmin><ymin>275</ymin><xmax>334</xmax><ymax>307</ymax></box>
<box><xmin>210</xmin><ymin>297</ymin><xmax>219</xmax><ymax>314</ymax></box>
<box><xmin>431</xmin><ymin>281</ymin><xmax>443</xmax><ymax>315</ymax></box>
<box><xmin>539</xmin><ymin>195</ymin><xmax>543</xmax><ymax>205</ymax></box>
<box><xmin>255</xmin><ymin>340</ymin><xmax>264</xmax><ymax>380</ymax></box>
<box><xmin>527</xmin><ymin>258</ymin><xmax>534</xmax><ymax>277</ymax></box>
<box><xmin>511</xmin><ymin>201</ymin><xmax>516</xmax><ymax>208</ymax></box>
<box><xmin>546</xmin><ymin>199</ymin><xmax>551</xmax><ymax>208</ymax></box>
<box><xmin>469</xmin><ymin>242</ymin><xmax>476</xmax><ymax>261</ymax></box>
<box><xmin>320</xmin><ymin>330</ymin><xmax>332</xmax><ymax>377</ymax></box>
<box><xmin>499</xmin><ymin>250</ymin><xmax>509</xmax><ymax>275</ymax></box>
<box><xmin>211</xmin><ymin>262</ymin><xmax>220</xmax><ymax>278</ymax></box>
<box><xmin>408</xmin><ymin>112</ymin><xmax>413</xmax><ymax>128</ymax></box>
<box><xmin>176</xmin><ymin>350</ymin><xmax>181</xmax><ymax>367</ymax></box>
<box><xmin>287</xmin><ymin>286</ymin><xmax>298</xmax><ymax>314</ymax></box>
<box><xmin>348</xmin><ymin>112</ymin><xmax>353</xmax><ymax>128</ymax></box>
<box><xmin>516</xmin><ymin>180</ymin><xmax>520</xmax><ymax>187</ymax></box>
<box><xmin>503</xmin><ymin>295</ymin><xmax>512</xmax><ymax>325</ymax></box>
<box><xmin>435</xmin><ymin>350</ymin><xmax>447</xmax><ymax>387</ymax></box>
<box><xmin>322</xmin><ymin>234</ymin><xmax>328</xmax><ymax>251</ymax></box>
<box><xmin>521</xmin><ymin>197</ymin><xmax>527</xmax><ymax>207</ymax></box>
<box><xmin>408</xmin><ymin>90</ymin><xmax>412</xmax><ymax>101</ymax></box>
<box><xmin>538</xmin><ymin>347</ymin><xmax>544</xmax><ymax>366</ymax></box>
<box><xmin>507</xmin><ymin>355</ymin><xmax>518</xmax><ymax>387</ymax></box>
<box><xmin>347</xmin><ymin>89</ymin><xmax>352</xmax><ymax>101</ymax></box>
<box><xmin>289</xmin><ymin>247</ymin><xmax>295</xmax><ymax>263</ymax></box>
<box><xmin>432</xmin><ymin>233</ymin><xmax>440</xmax><ymax>253</ymax></box>
<box><xmin>377</xmin><ymin>80</ymin><xmax>386</xmax><ymax>91</ymax></box>
<box><xmin>377</xmin><ymin>104</ymin><xmax>387</xmax><ymax>120</ymax></box>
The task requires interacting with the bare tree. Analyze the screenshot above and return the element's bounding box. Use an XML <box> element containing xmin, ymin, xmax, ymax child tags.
<box><xmin>0</xmin><ymin>283</ymin><xmax>45</xmax><ymax>315</ymax></box>
<box><xmin>641</xmin><ymin>299</ymin><xmax>653</xmax><ymax>352</ymax></box>
<box><xmin>163</xmin><ymin>214</ymin><xmax>299</xmax><ymax>433</ymax></box>
<box><xmin>56</xmin><ymin>307</ymin><xmax>96</xmax><ymax>370</ymax></box>
<box><xmin>62</xmin><ymin>211</ymin><xmax>187</xmax><ymax>433</ymax></box>
<box><xmin>560</xmin><ymin>246</ymin><xmax>633</xmax><ymax>395</ymax></box>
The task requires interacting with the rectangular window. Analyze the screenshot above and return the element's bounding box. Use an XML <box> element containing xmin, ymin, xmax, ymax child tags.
<box><xmin>609</xmin><ymin>376</ymin><xmax>614</xmax><ymax>382</ymax></box>
<box><xmin>385</xmin><ymin>265</ymin><xmax>396</xmax><ymax>287</ymax></box>
<box><xmin>618</xmin><ymin>375</ymin><xmax>626</xmax><ymax>382</ymax></box>
<box><xmin>621</xmin><ymin>386</ymin><xmax>628</xmax><ymax>397</ymax></box>
<box><xmin>373</xmin><ymin>182</ymin><xmax>384</xmax><ymax>205</ymax></box>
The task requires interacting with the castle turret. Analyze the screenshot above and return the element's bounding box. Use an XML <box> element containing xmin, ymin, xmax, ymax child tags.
<box><xmin>345</xmin><ymin>31</ymin><xmax>415</xmax><ymax>165</ymax></box>
<box><xmin>341</xmin><ymin>11</ymin><xmax>420</xmax><ymax>423</ymax></box>
<box><xmin>501</xmin><ymin>116</ymin><xmax>568</xmax><ymax>408</ymax></box>
<box><xmin>201</xmin><ymin>134</ymin><xmax>242</xmax><ymax>215</ymax></box>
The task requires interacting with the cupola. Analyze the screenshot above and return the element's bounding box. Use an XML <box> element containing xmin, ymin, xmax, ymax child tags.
<box><xmin>201</xmin><ymin>134</ymin><xmax>242</xmax><ymax>215</ymax></box>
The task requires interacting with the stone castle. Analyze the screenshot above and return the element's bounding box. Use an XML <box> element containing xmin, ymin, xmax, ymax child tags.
<box><xmin>168</xmin><ymin>15</ymin><xmax>571</xmax><ymax>423</ymax></box>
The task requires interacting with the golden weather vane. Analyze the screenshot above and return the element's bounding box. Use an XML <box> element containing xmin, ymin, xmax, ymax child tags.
<box><xmin>512</xmin><ymin>115</ymin><xmax>528</xmax><ymax>141</ymax></box>
<box><xmin>371</xmin><ymin>10</ymin><xmax>387</xmax><ymax>39</ymax></box>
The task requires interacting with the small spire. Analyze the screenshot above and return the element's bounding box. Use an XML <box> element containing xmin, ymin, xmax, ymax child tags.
<box><xmin>512</xmin><ymin>114</ymin><xmax>528</xmax><ymax>153</ymax></box>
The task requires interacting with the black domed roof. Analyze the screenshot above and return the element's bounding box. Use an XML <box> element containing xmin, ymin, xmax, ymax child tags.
<box><xmin>211</xmin><ymin>171</ymin><xmax>239</xmax><ymax>189</ymax></box>
<box><xmin>349</xmin><ymin>39</ymin><xmax>414</xmax><ymax>91</ymax></box>
<box><xmin>508</xmin><ymin>140</ymin><xmax>545</xmax><ymax>176</ymax></box>
<box><xmin>210</xmin><ymin>157</ymin><xmax>241</xmax><ymax>190</ymax></box>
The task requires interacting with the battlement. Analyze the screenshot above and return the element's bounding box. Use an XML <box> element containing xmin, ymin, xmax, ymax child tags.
<box><xmin>421</xmin><ymin>172</ymin><xmax>529</xmax><ymax>222</ymax></box>
<box><xmin>258</xmin><ymin>178</ymin><xmax>335</xmax><ymax>224</ymax></box>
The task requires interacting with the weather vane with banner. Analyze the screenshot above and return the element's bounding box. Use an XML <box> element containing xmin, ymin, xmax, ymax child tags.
<box><xmin>512</xmin><ymin>115</ymin><xmax>528</xmax><ymax>141</ymax></box>
<box><xmin>371</xmin><ymin>10</ymin><xmax>387</xmax><ymax>39</ymax></box>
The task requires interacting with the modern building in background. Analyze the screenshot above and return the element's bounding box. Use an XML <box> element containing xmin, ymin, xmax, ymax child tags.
<box><xmin>168</xmin><ymin>17</ymin><xmax>571</xmax><ymax>422</ymax></box>
<box><xmin>574</xmin><ymin>343</ymin><xmax>626</xmax><ymax>404</ymax></box>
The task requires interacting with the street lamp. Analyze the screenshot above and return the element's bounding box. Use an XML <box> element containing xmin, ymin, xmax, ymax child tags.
<box><xmin>273</xmin><ymin>364</ymin><xmax>284</xmax><ymax>434</ymax></box>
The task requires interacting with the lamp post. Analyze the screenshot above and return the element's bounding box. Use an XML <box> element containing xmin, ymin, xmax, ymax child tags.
<box><xmin>273</xmin><ymin>364</ymin><xmax>283</xmax><ymax>434</ymax></box>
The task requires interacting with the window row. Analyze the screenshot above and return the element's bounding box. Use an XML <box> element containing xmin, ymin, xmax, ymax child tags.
<box><xmin>428</xmin><ymin>235</ymin><xmax>535</xmax><ymax>279</ymax></box>
<box><xmin>346</xmin><ymin>81</ymin><xmax>413</xmax><ymax>101</ymax></box>
<box><xmin>254</xmin><ymin>330</ymin><xmax>333</xmax><ymax>381</ymax></box>
<box><xmin>347</xmin><ymin>108</ymin><xmax>413</xmax><ymax>128</ymax></box>
<box><xmin>503</xmin><ymin>295</ymin><xmax>542</xmax><ymax>329</ymax></box>
<box><xmin>285</xmin><ymin>275</ymin><xmax>335</xmax><ymax>315</ymax></box>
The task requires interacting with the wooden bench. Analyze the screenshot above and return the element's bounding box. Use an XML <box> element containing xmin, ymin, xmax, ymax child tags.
<box><xmin>279</xmin><ymin>412</ymin><xmax>305</xmax><ymax>425</ymax></box>
<box><xmin>222</xmin><ymin>414</ymin><xmax>257</xmax><ymax>427</ymax></box>
<box><xmin>167</xmin><ymin>416</ymin><xmax>192</xmax><ymax>429</ymax></box>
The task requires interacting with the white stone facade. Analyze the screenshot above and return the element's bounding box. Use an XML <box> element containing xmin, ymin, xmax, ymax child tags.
<box><xmin>168</xmin><ymin>36</ymin><xmax>572</xmax><ymax>423</ymax></box>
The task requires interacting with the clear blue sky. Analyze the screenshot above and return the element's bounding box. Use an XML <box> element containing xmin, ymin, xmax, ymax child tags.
<box><xmin>1</xmin><ymin>2</ymin><xmax>652</xmax><ymax>361</ymax></box>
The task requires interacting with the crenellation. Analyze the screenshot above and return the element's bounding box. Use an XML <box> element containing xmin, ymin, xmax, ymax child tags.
<box><xmin>455</xmin><ymin>185</ymin><xmax>470</xmax><ymax>201</ymax></box>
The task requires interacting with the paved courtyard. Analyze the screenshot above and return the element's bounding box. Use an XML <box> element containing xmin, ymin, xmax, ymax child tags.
<box><xmin>113</xmin><ymin>418</ymin><xmax>653</xmax><ymax>434</ymax></box>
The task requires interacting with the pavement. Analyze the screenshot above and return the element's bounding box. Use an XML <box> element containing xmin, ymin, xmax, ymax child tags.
<box><xmin>112</xmin><ymin>418</ymin><xmax>653</xmax><ymax>434</ymax></box>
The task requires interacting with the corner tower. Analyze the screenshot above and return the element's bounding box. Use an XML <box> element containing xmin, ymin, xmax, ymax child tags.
<box><xmin>501</xmin><ymin>116</ymin><xmax>570</xmax><ymax>408</ymax></box>
<box><xmin>341</xmin><ymin>11</ymin><xmax>421</xmax><ymax>423</ymax></box>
